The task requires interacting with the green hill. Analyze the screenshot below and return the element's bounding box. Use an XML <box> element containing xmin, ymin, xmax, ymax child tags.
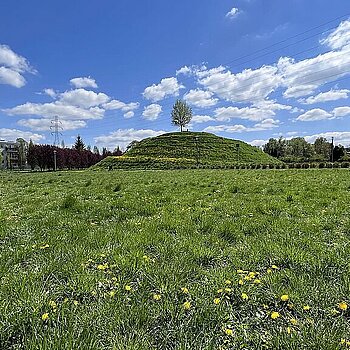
<box><xmin>93</xmin><ymin>132</ymin><xmax>280</xmax><ymax>170</ymax></box>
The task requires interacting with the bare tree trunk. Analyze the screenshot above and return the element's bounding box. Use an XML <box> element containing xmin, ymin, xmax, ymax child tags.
<box><xmin>180</xmin><ymin>125</ymin><xmax>183</xmax><ymax>132</ymax></box>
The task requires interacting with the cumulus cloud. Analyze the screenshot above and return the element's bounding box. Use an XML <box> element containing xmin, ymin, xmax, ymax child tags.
<box><xmin>143</xmin><ymin>77</ymin><xmax>184</xmax><ymax>102</ymax></box>
<box><xmin>0</xmin><ymin>44</ymin><xmax>35</xmax><ymax>88</ymax></box>
<box><xmin>102</xmin><ymin>99</ymin><xmax>139</xmax><ymax>116</ymax></box>
<box><xmin>332</xmin><ymin>106</ymin><xmax>350</xmax><ymax>117</ymax></box>
<box><xmin>94</xmin><ymin>128</ymin><xmax>166</xmax><ymax>149</ymax></box>
<box><xmin>226</xmin><ymin>7</ymin><xmax>239</xmax><ymax>19</ymax></box>
<box><xmin>296</xmin><ymin>108</ymin><xmax>333</xmax><ymax>121</ymax></box>
<box><xmin>300</xmin><ymin>89</ymin><xmax>350</xmax><ymax>104</ymax></box>
<box><xmin>183</xmin><ymin>89</ymin><xmax>218</xmax><ymax>108</ymax></box>
<box><xmin>320</xmin><ymin>20</ymin><xmax>350</xmax><ymax>50</ymax></box>
<box><xmin>191</xmin><ymin>115</ymin><xmax>214</xmax><ymax>124</ymax></box>
<box><xmin>176</xmin><ymin>66</ymin><xmax>192</xmax><ymax>76</ymax></box>
<box><xmin>70</xmin><ymin>77</ymin><xmax>98</xmax><ymax>88</ymax></box>
<box><xmin>59</xmin><ymin>89</ymin><xmax>110</xmax><ymax>108</ymax></box>
<box><xmin>18</xmin><ymin>118</ymin><xmax>86</xmax><ymax>131</ymax></box>
<box><xmin>43</xmin><ymin>88</ymin><xmax>57</xmax><ymax>98</ymax></box>
<box><xmin>142</xmin><ymin>104</ymin><xmax>162</xmax><ymax>120</ymax></box>
<box><xmin>304</xmin><ymin>131</ymin><xmax>350</xmax><ymax>146</ymax></box>
<box><xmin>0</xmin><ymin>128</ymin><xmax>44</xmax><ymax>142</ymax></box>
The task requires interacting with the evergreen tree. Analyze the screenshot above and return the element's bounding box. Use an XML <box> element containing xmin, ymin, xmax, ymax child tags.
<box><xmin>171</xmin><ymin>100</ymin><xmax>192</xmax><ymax>132</ymax></box>
<box><xmin>74</xmin><ymin>135</ymin><xmax>85</xmax><ymax>151</ymax></box>
<box><xmin>93</xmin><ymin>146</ymin><xmax>100</xmax><ymax>155</ymax></box>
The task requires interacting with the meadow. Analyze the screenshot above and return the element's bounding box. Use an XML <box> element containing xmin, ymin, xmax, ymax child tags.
<box><xmin>0</xmin><ymin>169</ymin><xmax>349</xmax><ymax>349</ymax></box>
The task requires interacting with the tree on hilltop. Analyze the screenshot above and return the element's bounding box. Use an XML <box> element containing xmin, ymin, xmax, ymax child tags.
<box><xmin>74</xmin><ymin>135</ymin><xmax>85</xmax><ymax>151</ymax></box>
<box><xmin>171</xmin><ymin>100</ymin><xmax>192</xmax><ymax>132</ymax></box>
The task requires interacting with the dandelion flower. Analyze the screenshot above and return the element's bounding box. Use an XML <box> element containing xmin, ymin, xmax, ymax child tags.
<box><xmin>109</xmin><ymin>291</ymin><xmax>116</xmax><ymax>297</ymax></box>
<box><xmin>49</xmin><ymin>300</ymin><xmax>57</xmax><ymax>308</ymax></box>
<box><xmin>290</xmin><ymin>318</ymin><xmax>298</xmax><ymax>326</ymax></box>
<box><xmin>281</xmin><ymin>294</ymin><xmax>289</xmax><ymax>302</ymax></box>
<box><xmin>225</xmin><ymin>280</ymin><xmax>232</xmax><ymax>285</ymax></box>
<box><xmin>339</xmin><ymin>302</ymin><xmax>348</xmax><ymax>311</ymax></box>
<box><xmin>271</xmin><ymin>311</ymin><xmax>280</xmax><ymax>319</ymax></box>
<box><xmin>217</xmin><ymin>288</ymin><xmax>223</xmax><ymax>294</ymax></box>
<box><xmin>41</xmin><ymin>313</ymin><xmax>49</xmax><ymax>321</ymax></box>
<box><xmin>73</xmin><ymin>300</ymin><xmax>79</xmax><ymax>306</ymax></box>
<box><xmin>271</xmin><ymin>265</ymin><xmax>279</xmax><ymax>270</ymax></box>
<box><xmin>253</xmin><ymin>279</ymin><xmax>261</xmax><ymax>284</ymax></box>
<box><xmin>214</xmin><ymin>298</ymin><xmax>221</xmax><ymax>305</ymax></box>
<box><xmin>224</xmin><ymin>288</ymin><xmax>232</xmax><ymax>293</ymax></box>
<box><xmin>153</xmin><ymin>294</ymin><xmax>161</xmax><ymax>301</ymax></box>
<box><xmin>183</xmin><ymin>301</ymin><xmax>191</xmax><ymax>310</ymax></box>
<box><xmin>238</xmin><ymin>279</ymin><xmax>244</xmax><ymax>285</ymax></box>
<box><xmin>303</xmin><ymin>305</ymin><xmax>311</xmax><ymax>311</ymax></box>
<box><xmin>267</xmin><ymin>269</ymin><xmax>272</xmax><ymax>274</ymax></box>
<box><xmin>241</xmin><ymin>293</ymin><xmax>248</xmax><ymax>300</ymax></box>
<box><xmin>287</xmin><ymin>327</ymin><xmax>291</xmax><ymax>334</ymax></box>
<box><xmin>224</xmin><ymin>328</ymin><xmax>234</xmax><ymax>336</ymax></box>
<box><xmin>181</xmin><ymin>287</ymin><xmax>189</xmax><ymax>294</ymax></box>
<box><xmin>237</xmin><ymin>269</ymin><xmax>244</xmax><ymax>274</ymax></box>
<box><xmin>125</xmin><ymin>285</ymin><xmax>132</xmax><ymax>291</ymax></box>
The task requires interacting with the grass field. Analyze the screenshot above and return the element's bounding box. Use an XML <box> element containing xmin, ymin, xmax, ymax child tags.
<box><xmin>0</xmin><ymin>169</ymin><xmax>349</xmax><ymax>349</ymax></box>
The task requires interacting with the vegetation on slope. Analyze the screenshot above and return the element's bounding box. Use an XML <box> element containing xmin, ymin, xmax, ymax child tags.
<box><xmin>93</xmin><ymin>132</ymin><xmax>280</xmax><ymax>170</ymax></box>
<box><xmin>1</xmin><ymin>169</ymin><xmax>349</xmax><ymax>349</ymax></box>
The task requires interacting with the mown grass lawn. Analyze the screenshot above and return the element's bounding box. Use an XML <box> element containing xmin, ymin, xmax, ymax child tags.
<box><xmin>0</xmin><ymin>169</ymin><xmax>349</xmax><ymax>350</ymax></box>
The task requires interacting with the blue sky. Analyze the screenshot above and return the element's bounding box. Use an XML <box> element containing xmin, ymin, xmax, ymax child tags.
<box><xmin>1</xmin><ymin>0</ymin><xmax>350</xmax><ymax>149</ymax></box>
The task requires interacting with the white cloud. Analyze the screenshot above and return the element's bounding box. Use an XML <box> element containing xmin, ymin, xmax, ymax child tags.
<box><xmin>0</xmin><ymin>128</ymin><xmax>44</xmax><ymax>142</ymax></box>
<box><xmin>191</xmin><ymin>115</ymin><xmax>214</xmax><ymax>124</ymax></box>
<box><xmin>43</xmin><ymin>88</ymin><xmax>57</xmax><ymax>98</ymax></box>
<box><xmin>226</xmin><ymin>7</ymin><xmax>239</xmax><ymax>19</ymax></box>
<box><xmin>176</xmin><ymin>66</ymin><xmax>192</xmax><ymax>76</ymax></box>
<box><xmin>249</xmin><ymin>139</ymin><xmax>267</xmax><ymax>147</ymax></box>
<box><xmin>18</xmin><ymin>118</ymin><xmax>86</xmax><ymax>131</ymax></box>
<box><xmin>4</xmin><ymin>102</ymin><xmax>105</xmax><ymax>121</ymax></box>
<box><xmin>94</xmin><ymin>128</ymin><xmax>166</xmax><ymax>149</ymax></box>
<box><xmin>103</xmin><ymin>99</ymin><xmax>139</xmax><ymax>112</ymax></box>
<box><xmin>59</xmin><ymin>89</ymin><xmax>110</xmax><ymax>108</ymax></box>
<box><xmin>320</xmin><ymin>20</ymin><xmax>350</xmax><ymax>50</ymax></box>
<box><xmin>253</xmin><ymin>118</ymin><xmax>280</xmax><ymax>129</ymax></box>
<box><xmin>70</xmin><ymin>77</ymin><xmax>98</xmax><ymax>89</ymax></box>
<box><xmin>333</xmin><ymin>106</ymin><xmax>350</xmax><ymax>117</ymax></box>
<box><xmin>183</xmin><ymin>89</ymin><xmax>218</xmax><ymax>108</ymax></box>
<box><xmin>304</xmin><ymin>131</ymin><xmax>350</xmax><ymax>147</ymax></box>
<box><xmin>142</xmin><ymin>104</ymin><xmax>162</xmax><ymax>120</ymax></box>
<box><xmin>197</xmin><ymin>65</ymin><xmax>282</xmax><ymax>103</ymax></box>
<box><xmin>143</xmin><ymin>77</ymin><xmax>184</xmax><ymax>102</ymax></box>
<box><xmin>300</xmin><ymin>89</ymin><xmax>350</xmax><ymax>104</ymax></box>
<box><xmin>123</xmin><ymin>111</ymin><xmax>134</xmax><ymax>118</ymax></box>
<box><xmin>296</xmin><ymin>108</ymin><xmax>333</xmax><ymax>121</ymax></box>
<box><xmin>0</xmin><ymin>44</ymin><xmax>35</xmax><ymax>88</ymax></box>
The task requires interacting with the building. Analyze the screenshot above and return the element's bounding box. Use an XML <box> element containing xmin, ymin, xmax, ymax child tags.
<box><xmin>0</xmin><ymin>138</ymin><xmax>28</xmax><ymax>170</ymax></box>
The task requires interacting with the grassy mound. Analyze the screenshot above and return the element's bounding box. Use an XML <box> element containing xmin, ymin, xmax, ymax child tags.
<box><xmin>93</xmin><ymin>132</ymin><xmax>280</xmax><ymax>170</ymax></box>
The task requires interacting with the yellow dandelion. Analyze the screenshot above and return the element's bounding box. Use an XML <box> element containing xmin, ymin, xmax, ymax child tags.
<box><xmin>125</xmin><ymin>285</ymin><xmax>132</xmax><ymax>291</ymax></box>
<box><xmin>225</xmin><ymin>280</ymin><xmax>232</xmax><ymax>285</ymax></box>
<box><xmin>214</xmin><ymin>298</ymin><xmax>221</xmax><ymax>305</ymax></box>
<box><xmin>267</xmin><ymin>268</ymin><xmax>272</xmax><ymax>274</ymax></box>
<box><xmin>238</xmin><ymin>279</ymin><xmax>244</xmax><ymax>285</ymax></box>
<box><xmin>109</xmin><ymin>290</ymin><xmax>116</xmax><ymax>297</ymax></box>
<box><xmin>248</xmin><ymin>272</ymin><xmax>256</xmax><ymax>278</ymax></box>
<box><xmin>237</xmin><ymin>269</ymin><xmax>244</xmax><ymax>274</ymax></box>
<box><xmin>271</xmin><ymin>311</ymin><xmax>280</xmax><ymax>319</ymax></box>
<box><xmin>339</xmin><ymin>302</ymin><xmax>348</xmax><ymax>311</ymax></box>
<box><xmin>287</xmin><ymin>327</ymin><xmax>292</xmax><ymax>334</ymax></box>
<box><xmin>303</xmin><ymin>305</ymin><xmax>311</xmax><ymax>311</ymax></box>
<box><xmin>143</xmin><ymin>255</ymin><xmax>150</xmax><ymax>262</ymax></box>
<box><xmin>224</xmin><ymin>328</ymin><xmax>234</xmax><ymax>336</ymax></box>
<box><xmin>253</xmin><ymin>279</ymin><xmax>261</xmax><ymax>284</ymax></box>
<box><xmin>281</xmin><ymin>294</ymin><xmax>289</xmax><ymax>302</ymax></box>
<box><xmin>290</xmin><ymin>318</ymin><xmax>298</xmax><ymax>326</ymax></box>
<box><xmin>153</xmin><ymin>294</ymin><xmax>161</xmax><ymax>301</ymax></box>
<box><xmin>41</xmin><ymin>313</ymin><xmax>49</xmax><ymax>321</ymax></box>
<box><xmin>271</xmin><ymin>265</ymin><xmax>279</xmax><ymax>270</ymax></box>
<box><xmin>217</xmin><ymin>288</ymin><xmax>223</xmax><ymax>294</ymax></box>
<box><xmin>73</xmin><ymin>300</ymin><xmax>79</xmax><ymax>306</ymax></box>
<box><xmin>48</xmin><ymin>300</ymin><xmax>57</xmax><ymax>308</ymax></box>
<box><xmin>181</xmin><ymin>287</ymin><xmax>189</xmax><ymax>294</ymax></box>
<box><xmin>63</xmin><ymin>298</ymin><xmax>69</xmax><ymax>303</ymax></box>
<box><xmin>241</xmin><ymin>293</ymin><xmax>248</xmax><ymax>300</ymax></box>
<box><xmin>224</xmin><ymin>288</ymin><xmax>232</xmax><ymax>293</ymax></box>
<box><xmin>183</xmin><ymin>301</ymin><xmax>191</xmax><ymax>310</ymax></box>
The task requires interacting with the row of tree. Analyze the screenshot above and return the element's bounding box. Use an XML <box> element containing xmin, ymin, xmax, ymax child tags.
<box><xmin>27</xmin><ymin>135</ymin><xmax>123</xmax><ymax>170</ymax></box>
<box><xmin>263</xmin><ymin>137</ymin><xmax>349</xmax><ymax>163</ymax></box>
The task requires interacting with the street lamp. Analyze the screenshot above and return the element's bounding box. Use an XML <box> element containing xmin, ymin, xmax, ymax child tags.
<box><xmin>53</xmin><ymin>150</ymin><xmax>57</xmax><ymax>171</ymax></box>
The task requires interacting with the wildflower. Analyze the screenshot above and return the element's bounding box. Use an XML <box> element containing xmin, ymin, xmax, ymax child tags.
<box><xmin>330</xmin><ymin>308</ymin><xmax>340</xmax><ymax>316</ymax></box>
<box><xmin>40</xmin><ymin>244</ymin><xmax>49</xmax><ymax>249</ymax></box>
<box><xmin>97</xmin><ymin>264</ymin><xmax>108</xmax><ymax>270</ymax></box>
<box><xmin>224</xmin><ymin>328</ymin><xmax>234</xmax><ymax>336</ymax></box>
<box><xmin>237</xmin><ymin>269</ymin><xmax>244</xmax><ymax>274</ymax></box>
<box><xmin>217</xmin><ymin>288</ymin><xmax>223</xmax><ymax>294</ymax></box>
<box><xmin>263</xmin><ymin>304</ymin><xmax>269</xmax><ymax>309</ymax></box>
<box><xmin>267</xmin><ymin>269</ymin><xmax>272</xmax><ymax>274</ymax></box>
<box><xmin>225</xmin><ymin>280</ymin><xmax>232</xmax><ymax>285</ymax></box>
<box><xmin>41</xmin><ymin>313</ymin><xmax>49</xmax><ymax>321</ymax></box>
<box><xmin>143</xmin><ymin>255</ymin><xmax>150</xmax><ymax>262</ymax></box>
<box><xmin>248</xmin><ymin>272</ymin><xmax>256</xmax><ymax>278</ymax></box>
<box><xmin>109</xmin><ymin>291</ymin><xmax>116</xmax><ymax>297</ymax></box>
<box><xmin>63</xmin><ymin>298</ymin><xmax>69</xmax><ymax>303</ymax></box>
<box><xmin>100</xmin><ymin>253</ymin><xmax>106</xmax><ymax>258</ymax></box>
<box><xmin>287</xmin><ymin>327</ymin><xmax>291</xmax><ymax>334</ymax></box>
<box><xmin>73</xmin><ymin>300</ymin><xmax>79</xmax><ymax>306</ymax></box>
<box><xmin>214</xmin><ymin>298</ymin><xmax>221</xmax><ymax>305</ymax></box>
<box><xmin>271</xmin><ymin>265</ymin><xmax>279</xmax><ymax>270</ymax></box>
<box><xmin>153</xmin><ymin>294</ymin><xmax>161</xmax><ymax>301</ymax></box>
<box><xmin>253</xmin><ymin>279</ymin><xmax>261</xmax><ymax>284</ymax></box>
<box><xmin>181</xmin><ymin>287</ymin><xmax>189</xmax><ymax>294</ymax></box>
<box><xmin>238</xmin><ymin>279</ymin><xmax>244</xmax><ymax>285</ymax></box>
<box><xmin>125</xmin><ymin>285</ymin><xmax>132</xmax><ymax>292</ymax></box>
<box><xmin>339</xmin><ymin>302</ymin><xmax>348</xmax><ymax>311</ymax></box>
<box><xmin>224</xmin><ymin>288</ymin><xmax>232</xmax><ymax>293</ymax></box>
<box><xmin>183</xmin><ymin>301</ymin><xmax>191</xmax><ymax>310</ymax></box>
<box><xmin>290</xmin><ymin>318</ymin><xmax>298</xmax><ymax>326</ymax></box>
<box><xmin>49</xmin><ymin>300</ymin><xmax>57</xmax><ymax>309</ymax></box>
<box><xmin>271</xmin><ymin>311</ymin><xmax>280</xmax><ymax>319</ymax></box>
<box><xmin>241</xmin><ymin>293</ymin><xmax>248</xmax><ymax>300</ymax></box>
<box><xmin>281</xmin><ymin>294</ymin><xmax>289</xmax><ymax>302</ymax></box>
<box><xmin>303</xmin><ymin>305</ymin><xmax>311</xmax><ymax>311</ymax></box>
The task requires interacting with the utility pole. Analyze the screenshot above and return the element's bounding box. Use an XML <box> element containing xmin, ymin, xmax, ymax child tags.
<box><xmin>331</xmin><ymin>137</ymin><xmax>334</xmax><ymax>163</ymax></box>
<box><xmin>53</xmin><ymin>150</ymin><xmax>57</xmax><ymax>171</ymax></box>
<box><xmin>50</xmin><ymin>116</ymin><xmax>63</xmax><ymax>146</ymax></box>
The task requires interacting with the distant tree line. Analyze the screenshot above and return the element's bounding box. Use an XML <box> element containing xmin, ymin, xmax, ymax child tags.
<box><xmin>263</xmin><ymin>137</ymin><xmax>350</xmax><ymax>163</ymax></box>
<box><xmin>27</xmin><ymin>135</ymin><xmax>123</xmax><ymax>171</ymax></box>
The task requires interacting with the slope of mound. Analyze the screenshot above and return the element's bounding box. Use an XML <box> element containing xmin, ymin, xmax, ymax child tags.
<box><xmin>93</xmin><ymin>132</ymin><xmax>280</xmax><ymax>170</ymax></box>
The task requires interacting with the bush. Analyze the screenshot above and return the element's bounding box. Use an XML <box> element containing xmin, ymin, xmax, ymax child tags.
<box><xmin>326</xmin><ymin>163</ymin><xmax>333</xmax><ymax>169</ymax></box>
<box><xmin>333</xmin><ymin>162</ymin><xmax>340</xmax><ymax>168</ymax></box>
<box><xmin>310</xmin><ymin>163</ymin><xmax>317</xmax><ymax>168</ymax></box>
<box><xmin>288</xmin><ymin>163</ymin><xmax>294</xmax><ymax>169</ymax></box>
<box><xmin>262</xmin><ymin>164</ymin><xmax>267</xmax><ymax>169</ymax></box>
<box><xmin>319</xmin><ymin>162</ymin><xmax>325</xmax><ymax>169</ymax></box>
<box><xmin>302</xmin><ymin>163</ymin><xmax>310</xmax><ymax>169</ymax></box>
<box><xmin>295</xmin><ymin>163</ymin><xmax>302</xmax><ymax>169</ymax></box>
<box><xmin>255</xmin><ymin>164</ymin><xmax>261</xmax><ymax>169</ymax></box>
<box><xmin>341</xmin><ymin>162</ymin><xmax>350</xmax><ymax>168</ymax></box>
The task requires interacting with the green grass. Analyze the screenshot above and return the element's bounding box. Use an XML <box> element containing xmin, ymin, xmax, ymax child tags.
<box><xmin>0</xmin><ymin>169</ymin><xmax>349</xmax><ymax>349</ymax></box>
<box><xmin>93</xmin><ymin>132</ymin><xmax>280</xmax><ymax>170</ymax></box>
